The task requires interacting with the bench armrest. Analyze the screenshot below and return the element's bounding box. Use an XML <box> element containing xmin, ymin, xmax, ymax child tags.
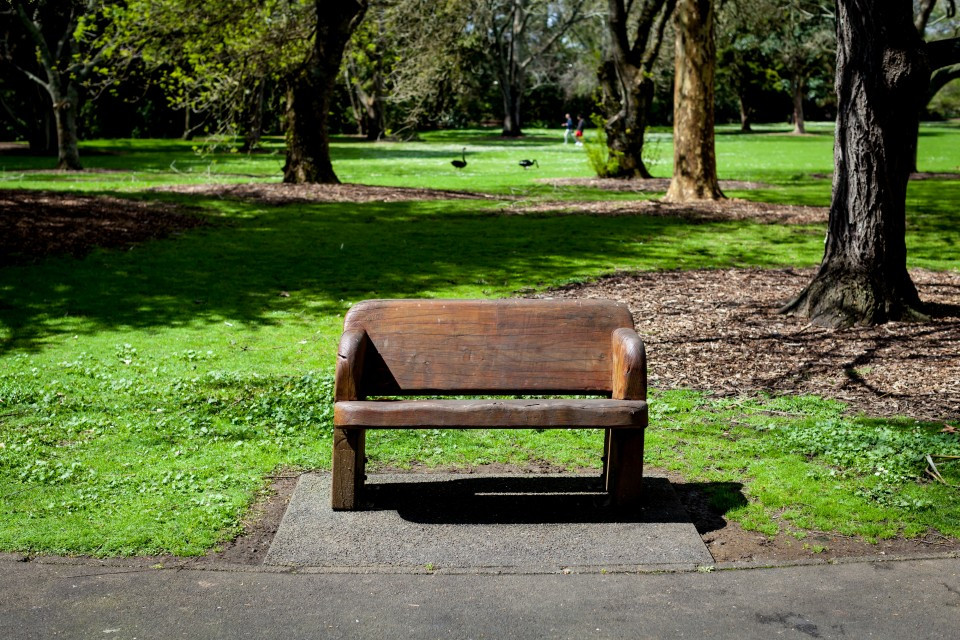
<box><xmin>611</xmin><ymin>328</ymin><xmax>646</xmax><ymax>401</ymax></box>
<box><xmin>335</xmin><ymin>329</ymin><xmax>368</xmax><ymax>402</ymax></box>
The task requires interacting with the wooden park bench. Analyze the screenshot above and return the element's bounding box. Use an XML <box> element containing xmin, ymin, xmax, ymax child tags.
<box><xmin>331</xmin><ymin>299</ymin><xmax>648</xmax><ymax>510</ymax></box>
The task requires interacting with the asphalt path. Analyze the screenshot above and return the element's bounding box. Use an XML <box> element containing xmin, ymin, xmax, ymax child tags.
<box><xmin>2</xmin><ymin>556</ymin><xmax>959</xmax><ymax>639</ymax></box>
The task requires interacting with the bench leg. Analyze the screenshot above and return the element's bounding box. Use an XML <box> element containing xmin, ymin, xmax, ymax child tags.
<box><xmin>332</xmin><ymin>427</ymin><xmax>366</xmax><ymax>510</ymax></box>
<box><xmin>604</xmin><ymin>428</ymin><xmax>645</xmax><ymax>508</ymax></box>
<box><xmin>601</xmin><ymin>428</ymin><xmax>611</xmax><ymax>481</ymax></box>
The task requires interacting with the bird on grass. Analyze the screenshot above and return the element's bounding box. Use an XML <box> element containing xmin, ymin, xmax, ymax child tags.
<box><xmin>451</xmin><ymin>147</ymin><xmax>467</xmax><ymax>169</ymax></box>
<box><xmin>518</xmin><ymin>159</ymin><xmax>539</xmax><ymax>169</ymax></box>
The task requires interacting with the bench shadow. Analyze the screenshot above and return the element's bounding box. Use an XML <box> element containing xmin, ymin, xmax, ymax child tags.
<box><xmin>361</xmin><ymin>475</ymin><xmax>737</xmax><ymax>526</ymax></box>
<box><xmin>670</xmin><ymin>481</ymin><xmax>749</xmax><ymax>535</ymax></box>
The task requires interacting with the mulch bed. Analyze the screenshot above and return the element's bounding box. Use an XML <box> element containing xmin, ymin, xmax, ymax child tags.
<box><xmin>538</xmin><ymin>177</ymin><xmax>771</xmax><ymax>192</ymax></box>
<box><xmin>5</xmin><ymin>186</ymin><xmax>960</xmax><ymax>563</ymax></box>
<box><xmin>150</xmin><ymin>182</ymin><xmax>497</xmax><ymax>205</ymax></box>
<box><xmin>0</xmin><ymin>189</ymin><xmax>210</xmax><ymax>265</ymax></box>
<box><xmin>537</xmin><ymin>266</ymin><xmax>960</xmax><ymax>561</ymax></box>
<box><xmin>538</xmin><ymin>267</ymin><xmax>960</xmax><ymax>423</ymax></box>
<box><xmin>502</xmin><ymin>198</ymin><xmax>828</xmax><ymax>224</ymax></box>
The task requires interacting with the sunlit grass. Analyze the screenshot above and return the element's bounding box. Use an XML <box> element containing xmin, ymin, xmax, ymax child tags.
<box><xmin>0</xmin><ymin>124</ymin><xmax>958</xmax><ymax>555</ymax></box>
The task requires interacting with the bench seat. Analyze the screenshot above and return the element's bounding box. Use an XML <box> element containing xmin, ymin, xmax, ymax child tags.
<box><xmin>335</xmin><ymin>399</ymin><xmax>648</xmax><ymax>429</ymax></box>
<box><xmin>332</xmin><ymin>298</ymin><xmax>648</xmax><ymax>510</ymax></box>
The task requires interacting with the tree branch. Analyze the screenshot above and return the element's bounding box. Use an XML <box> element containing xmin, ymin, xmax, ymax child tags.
<box><xmin>12</xmin><ymin>0</ymin><xmax>58</xmax><ymax>89</ymax></box>
<box><xmin>915</xmin><ymin>0</ymin><xmax>938</xmax><ymax>34</ymax></box>
<box><xmin>55</xmin><ymin>8</ymin><xmax>80</xmax><ymax>66</ymax></box>
<box><xmin>11</xmin><ymin>63</ymin><xmax>50</xmax><ymax>92</ymax></box>
<box><xmin>632</xmin><ymin>0</ymin><xmax>665</xmax><ymax>57</ymax></box>
<box><xmin>608</xmin><ymin>0</ymin><xmax>632</xmax><ymax>63</ymax></box>
<box><xmin>641</xmin><ymin>0</ymin><xmax>676</xmax><ymax>71</ymax></box>
<box><xmin>926</xmin><ymin>35</ymin><xmax>960</xmax><ymax>70</ymax></box>
<box><xmin>521</xmin><ymin>0</ymin><xmax>588</xmax><ymax>68</ymax></box>
<box><xmin>928</xmin><ymin>61</ymin><xmax>960</xmax><ymax>100</ymax></box>
<box><xmin>0</xmin><ymin>93</ymin><xmax>30</xmax><ymax>137</ymax></box>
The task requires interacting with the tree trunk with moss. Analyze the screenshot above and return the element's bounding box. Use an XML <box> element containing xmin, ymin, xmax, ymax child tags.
<box><xmin>283</xmin><ymin>0</ymin><xmax>367</xmax><ymax>184</ymax></box>
<box><xmin>598</xmin><ymin>59</ymin><xmax>656</xmax><ymax>178</ymax></box>
<box><xmin>664</xmin><ymin>0</ymin><xmax>723</xmax><ymax>202</ymax></box>
<box><xmin>782</xmin><ymin>0</ymin><xmax>930</xmax><ymax>327</ymax></box>
<box><xmin>599</xmin><ymin>0</ymin><xmax>675</xmax><ymax>179</ymax></box>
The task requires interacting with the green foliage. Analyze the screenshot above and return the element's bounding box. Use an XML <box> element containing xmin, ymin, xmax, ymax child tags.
<box><xmin>0</xmin><ymin>355</ymin><xmax>335</xmax><ymax>555</ymax></box>
<box><xmin>113</xmin><ymin>0</ymin><xmax>314</xmax><ymax>143</ymax></box>
<box><xmin>927</xmin><ymin>79</ymin><xmax>960</xmax><ymax>120</ymax></box>
<box><xmin>760</xmin><ymin>418</ymin><xmax>960</xmax><ymax>486</ymax></box>
<box><xmin>584</xmin><ymin>114</ymin><xmax>664</xmax><ymax>179</ymax></box>
<box><xmin>645</xmin><ymin>391</ymin><xmax>960</xmax><ymax>539</ymax></box>
<box><xmin>715</xmin><ymin>0</ymin><xmax>835</xmax><ymax>125</ymax></box>
<box><xmin>1</xmin><ymin>126</ymin><xmax>959</xmax><ymax>553</ymax></box>
<box><xmin>584</xmin><ymin>114</ymin><xmax>622</xmax><ymax>177</ymax></box>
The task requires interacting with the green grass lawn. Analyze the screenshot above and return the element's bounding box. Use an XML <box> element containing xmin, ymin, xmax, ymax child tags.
<box><xmin>1</xmin><ymin>123</ymin><xmax>959</xmax><ymax>555</ymax></box>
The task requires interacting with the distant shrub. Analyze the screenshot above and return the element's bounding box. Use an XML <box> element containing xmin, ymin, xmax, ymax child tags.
<box><xmin>926</xmin><ymin>79</ymin><xmax>960</xmax><ymax>120</ymax></box>
<box><xmin>584</xmin><ymin>114</ymin><xmax>623</xmax><ymax>178</ymax></box>
<box><xmin>584</xmin><ymin>113</ymin><xmax>662</xmax><ymax>178</ymax></box>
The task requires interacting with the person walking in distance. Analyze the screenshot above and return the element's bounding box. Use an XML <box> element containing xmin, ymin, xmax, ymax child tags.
<box><xmin>561</xmin><ymin>113</ymin><xmax>574</xmax><ymax>144</ymax></box>
<box><xmin>575</xmin><ymin>115</ymin><xmax>585</xmax><ymax>146</ymax></box>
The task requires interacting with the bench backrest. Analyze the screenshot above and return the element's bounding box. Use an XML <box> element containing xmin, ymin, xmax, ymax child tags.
<box><xmin>343</xmin><ymin>299</ymin><xmax>634</xmax><ymax>396</ymax></box>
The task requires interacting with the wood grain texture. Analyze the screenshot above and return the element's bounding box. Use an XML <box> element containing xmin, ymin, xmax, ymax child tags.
<box><xmin>607</xmin><ymin>329</ymin><xmax>647</xmax><ymax>505</ymax></box>
<box><xmin>612</xmin><ymin>328</ymin><xmax>647</xmax><ymax>401</ymax></box>
<box><xmin>331</xmin><ymin>427</ymin><xmax>365</xmax><ymax>510</ymax></box>
<box><xmin>332</xmin><ymin>298</ymin><xmax>648</xmax><ymax>511</ymax></box>
<box><xmin>334</xmin><ymin>329</ymin><xmax>368</xmax><ymax>402</ymax></box>
<box><xmin>335</xmin><ymin>399</ymin><xmax>648</xmax><ymax>428</ymax></box>
<box><xmin>343</xmin><ymin>299</ymin><xmax>635</xmax><ymax>395</ymax></box>
<box><xmin>605</xmin><ymin>428</ymin><xmax>645</xmax><ymax>507</ymax></box>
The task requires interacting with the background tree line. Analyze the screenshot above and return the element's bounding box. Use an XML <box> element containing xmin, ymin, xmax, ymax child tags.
<box><xmin>9</xmin><ymin>0</ymin><xmax>957</xmax><ymax>161</ymax></box>
<box><xmin>2</xmin><ymin>0</ymin><xmax>959</xmax><ymax>327</ymax></box>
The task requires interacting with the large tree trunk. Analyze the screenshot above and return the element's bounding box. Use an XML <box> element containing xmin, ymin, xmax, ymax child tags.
<box><xmin>781</xmin><ymin>0</ymin><xmax>929</xmax><ymax>328</ymax></box>
<box><xmin>500</xmin><ymin>85</ymin><xmax>523</xmax><ymax>137</ymax></box>
<box><xmin>181</xmin><ymin>108</ymin><xmax>193</xmax><ymax>141</ymax></box>
<box><xmin>599</xmin><ymin>0</ymin><xmax>675</xmax><ymax>179</ymax></box>
<box><xmin>363</xmin><ymin>62</ymin><xmax>386</xmax><ymax>141</ymax></box>
<box><xmin>53</xmin><ymin>86</ymin><xmax>81</xmax><ymax>171</ymax></box>
<box><xmin>498</xmin><ymin>2</ymin><xmax>526</xmax><ymax>138</ymax></box>
<box><xmin>791</xmin><ymin>76</ymin><xmax>806</xmax><ymax>135</ymax></box>
<box><xmin>241</xmin><ymin>79</ymin><xmax>266</xmax><ymax>152</ymax></box>
<box><xmin>283</xmin><ymin>0</ymin><xmax>367</xmax><ymax>184</ymax></box>
<box><xmin>344</xmin><ymin>47</ymin><xmax>385</xmax><ymax>141</ymax></box>
<box><xmin>283</xmin><ymin>75</ymin><xmax>338</xmax><ymax>183</ymax></box>
<box><xmin>738</xmin><ymin>94</ymin><xmax>752</xmax><ymax>133</ymax></box>
<box><xmin>664</xmin><ymin>0</ymin><xmax>723</xmax><ymax>202</ymax></box>
<box><xmin>598</xmin><ymin>58</ymin><xmax>655</xmax><ymax>178</ymax></box>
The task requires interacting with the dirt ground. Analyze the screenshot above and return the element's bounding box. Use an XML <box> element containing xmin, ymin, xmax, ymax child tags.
<box><xmin>5</xmin><ymin>183</ymin><xmax>959</xmax><ymax>565</ymax></box>
<box><xmin>537</xmin><ymin>177</ymin><xmax>771</xmax><ymax>192</ymax></box>
<box><xmin>502</xmin><ymin>197</ymin><xmax>828</xmax><ymax>224</ymax></box>
<box><xmin>540</xmin><ymin>267</ymin><xmax>960</xmax><ymax>423</ymax></box>
<box><xmin>150</xmin><ymin>181</ymin><xmax>497</xmax><ymax>204</ymax></box>
<box><xmin>0</xmin><ymin>189</ymin><xmax>210</xmax><ymax>265</ymax></box>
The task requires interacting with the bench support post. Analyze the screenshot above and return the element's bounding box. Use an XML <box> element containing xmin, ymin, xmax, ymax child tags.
<box><xmin>332</xmin><ymin>427</ymin><xmax>366</xmax><ymax>510</ymax></box>
<box><xmin>601</xmin><ymin>428</ymin><xmax>610</xmax><ymax>481</ymax></box>
<box><xmin>604</xmin><ymin>428</ymin><xmax>645</xmax><ymax>507</ymax></box>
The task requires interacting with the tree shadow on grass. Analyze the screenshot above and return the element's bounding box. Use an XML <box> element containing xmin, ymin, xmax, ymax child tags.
<box><xmin>0</xmin><ymin>191</ymin><xmax>823</xmax><ymax>354</ymax></box>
